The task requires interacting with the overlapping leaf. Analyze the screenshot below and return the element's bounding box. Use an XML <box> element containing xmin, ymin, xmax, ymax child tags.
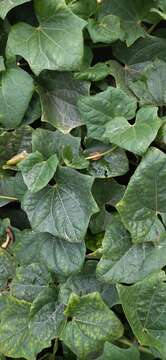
<box><xmin>117</xmin><ymin>147</ymin><xmax>166</xmax><ymax>243</ymax></box>
<box><xmin>7</xmin><ymin>0</ymin><xmax>86</xmax><ymax>75</ymax></box>
<box><xmin>61</xmin><ymin>292</ymin><xmax>123</xmax><ymax>359</ymax></box>
<box><xmin>22</xmin><ymin>166</ymin><xmax>98</xmax><ymax>242</ymax></box>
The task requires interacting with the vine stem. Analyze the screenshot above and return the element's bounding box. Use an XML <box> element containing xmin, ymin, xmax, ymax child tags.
<box><xmin>85</xmin><ymin>145</ymin><xmax>117</xmax><ymax>160</ymax></box>
<box><xmin>118</xmin><ymin>337</ymin><xmax>153</xmax><ymax>355</ymax></box>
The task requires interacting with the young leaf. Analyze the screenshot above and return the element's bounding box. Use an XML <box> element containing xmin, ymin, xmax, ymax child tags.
<box><xmin>88</xmin><ymin>15</ymin><xmax>123</xmax><ymax>44</ymax></box>
<box><xmin>104</xmin><ymin>106</ymin><xmax>161</xmax><ymax>155</ymax></box>
<box><xmin>18</xmin><ymin>151</ymin><xmax>59</xmax><ymax>193</ymax></box>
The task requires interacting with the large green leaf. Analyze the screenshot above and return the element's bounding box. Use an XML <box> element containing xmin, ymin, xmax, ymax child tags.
<box><xmin>10</xmin><ymin>263</ymin><xmax>53</xmax><ymax>302</ymax></box>
<box><xmin>0</xmin><ymin>294</ymin><xmax>65</xmax><ymax>360</ymax></box>
<box><xmin>98</xmin><ymin>0</ymin><xmax>157</xmax><ymax>46</ymax></box>
<box><xmin>97</xmin><ymin>216</ymin><xmax>166</xmax><ymax>284</ymax></box>
<box><xmin>118</xmin><ymin>272</ymin><xmax>166</xmax><ymax>359</ymax></box>
<box><xmin>18</xmin><ymin>151</ymin><xmax>59</xmax><ymax>192</ymax></box>
<box><xmin>37</xmin><ymin>71</ymin><xmax>90</xmax><ymax>133</ymax></box>
<box><xmin>61</xmin><ymin>292</ymin><xmax>123</xmax><ymax>359</ymax></box>
<box><xmin>22</xmin><ymin>166</ymin><xmax>98</xmax><ymax>242</ymax></box>
<box><xmin>0</xmin><ymin>68</ymin><xmax>34</xmax><ymax>129</ymax></box>
<box><xmin>13</xmin><ymin>229</ymin><xmax>85</xmax><ymax>277</ymax></box>
<box><xmin>29</xmin><ymin>288</ymin><xmax>66</xmax><ymax>343</ymax></box>
<box><xmin>59</xmin><ymin>260</ymin><xmax>119</xmax><ymax>308</ymax></box>
<box><xmin>0</xmin><ymin>0</ymin><xmax>31</xmax><ymax>19</ymax></box>
<box><xmin>127</xmin><ymin>60</ymin><xmax>166</xmax><ymax>106</ymax></box>
<box><xmin>7</xmin><ymin>0</ymin><xmax>86</xmax><ymax>75</ymax></box>
<box><xmin>117</xmin><ymin>147</ymin><xmax>166</xmax><ymax>243</ymax></box>
<box><xmin>96</xmin><ymin>342</ymin><xmax>140</xmax><ymax>360</ymax></box>
<box><xmin>40</xmin><ymin>235</ymin><xmax>85</xmax><ymax>278</ymax></box>
<box><xmin>0</xmin><ymin>296</ymin><xmax>46</xmax><ymax>359</ymax></box>
<box><xmin>12</xmin><ymin>230</ymin><xmax>48</xmax><ymax>265</ymax></box>
<box><xmin>104</xmin><ymin>106</ymin><xmax>161</xmax><ymax>155</ymax></box>
<box><xmin>0</xmin><ymin>249</ymin><xmax>16</xmax><ymax>289</ymax></box>
<box><xmin>78</xmin><ymin>87</ymin><xmax>137</xmax><ymax>140</ymax></box>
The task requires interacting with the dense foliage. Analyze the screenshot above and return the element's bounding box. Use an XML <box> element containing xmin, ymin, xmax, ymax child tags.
<box><xmin>1</xmin><ymin>0</ymin><xmax>166</xmax><ymax>359</ymax></box>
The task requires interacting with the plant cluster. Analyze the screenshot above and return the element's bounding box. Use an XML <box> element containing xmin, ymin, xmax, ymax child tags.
<box><xmin>1</xmin><ymin>0</ymin><xmax>166</xmax><ymax>359</ymax></box>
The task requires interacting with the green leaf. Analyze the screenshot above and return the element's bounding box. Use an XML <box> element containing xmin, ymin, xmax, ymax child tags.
<box><xmin>13</xmin><ymin>230</ymin><xmax>86</xmax><ymax>278</ymax></box>
<box><xmin>0</xmin><ymin>0</ymin><xmax>31</xmax><ymax>19</ymax></box>
<box><xmin>78</xmin><ymin>87</ymin><xmax>137</xmax><ymax>140</ymax></box>
<box><xmin>0</xmin><ymin>294</ymin><xmax>65</xmax><ymax>360</ymax></box>
<box><xmin>22</xmin><ymin>166</ymin><xmax>98</xmax><ymax>242</ymax></box>
<box><xmin>97</xmin><ymin>217</ymin><xmax>166</xmax><ymax>284</ymax></box>
<box><xmin>29</xmin><ymin>288</ymin><xmax>66</xmax><ymax>343</ymax></box>
<box><xmin>32</xmin><ymin>128</ymin><xmax>81</xmax><ymax>161</ymax></box>
<box><xmin>12</xmin><ymin>230</ymin><xmax>48</xmax><ymax>265</ymax></box>
<box><xmin>104</xmin><ymin>106</ymin><xmax>161</xmax><ymax>155</ymax></box>
<box><xmin>0</xmin><ymin>249</ymin><xmax>16</xmax><ymax>289</ymax></box>
<box><xmin>118</xmin><ymin>272</ymin><xmax>166</xmax><ymax>359</ymax></box>
<box><xmin>92</xmin><ymin>178</ymin><xmax>125</xmax><ymax>207</ymax></box>
<box><xmin>87</xmin><ymin>15</ymin><xmax>123</xmax><ymax>44</ymax></box>
<box><xmin>69</xmin><ymin>0</ymin><xmax>97</xmax><ymax>20</ymax></box>
<box><xmin>22</xmin><ymin>93</ymin><xmax>41</xmax><ymax>126</ymax></box>
<box><xmin>40</xmin><ymin>235</ymin><xmax>85</xmax><ymax>278</ymax></box>
<box><xmin>89</xmin><ymin>207</ymin><xmax>112</xmax><ymax>234</ymax></box>
<box><xmin>85</xmin><ymin>141</ymin><xmax>129</xmax><ymax>178</ymax></box>
<box><xmin>0</xmin><ymin>125</ymin><xmax>33</xmax><ymax>166</ymax></box>
<box><xmin>0</xmin><ymin>68</ymin><xmax>34</xmax><ymax>129</ymax></box>
<box><xmin>10</xmin><ymin>263</ymin><xmax>53</xmax><ymax>302</ymax></box>
<box><xmin>117</xmin><ymin>147</ymin><xmax>166</xmax><ymax>243</ymax></box>
<box><xmin>88</xmin><ymin>148</ymin><xmax>129</xmax><ymax>177</ymax></box>
<box><xmin>96</xmin><ymin>342</ymin><xmax>140</xmax><ymax>360</ymax></box>
<box><xmin>59</xmin><ymin>260</ymin><xmax>119</xmax><ymax>308</ymax></box>
<box><xmin>98</xmin><ymin>0</ymin><xmax>156</xmax><ymax>46</ymax></box>
<box><xmin>18</xmin><ymin>151</ymin><xmax>59</xmax><ymax>192</ymax></box>
<box><xmin>113</xmin><ymin>36</ymin><xmax>166</xmax><ymax>65</ymax></box>
<box><xmin>128</xmin><ymin>60</ymin><xmax>166</xmax><ymax>106</ymax></box>
<box><xmin>107</xmin><ymin>60</ymin><xmax>133</xmax><ymax>96</ymax></box>
<box><xmin>0</xmin><ymin>296</ymin><xmax>46</xmax><ymax>359</ymax></box>
<box><xmin>61</xmin><ymin>292</ymin><xmax>124</xmax><ymax>359</ymax></box>
<box><xmin>0</xmin><ymin>173</ymin><xmax>27</xmax><ymax>207</ymax></box>
<box><xmin>0</xmin><ymin>56</ymin><xmax>5</xmax><ymax>71</ymax></box>
<box><xmin>74</xmin><ymin>63</ymin><xmax>110</xmax><ymax>82</ymax></box>
<box><xmin>156</xmin><ymin>117</ymin><xmax>166</xmax><ymax>150</ymax></box>
<box><xmin>7</xmin><ymin>0</ymin><xmax>86</xmax><ymax>75</ymax></box>
<box><xmin>38</xmin><ymin>71</ymin><xmax>90</xmax><ymax>133</ymax></box>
